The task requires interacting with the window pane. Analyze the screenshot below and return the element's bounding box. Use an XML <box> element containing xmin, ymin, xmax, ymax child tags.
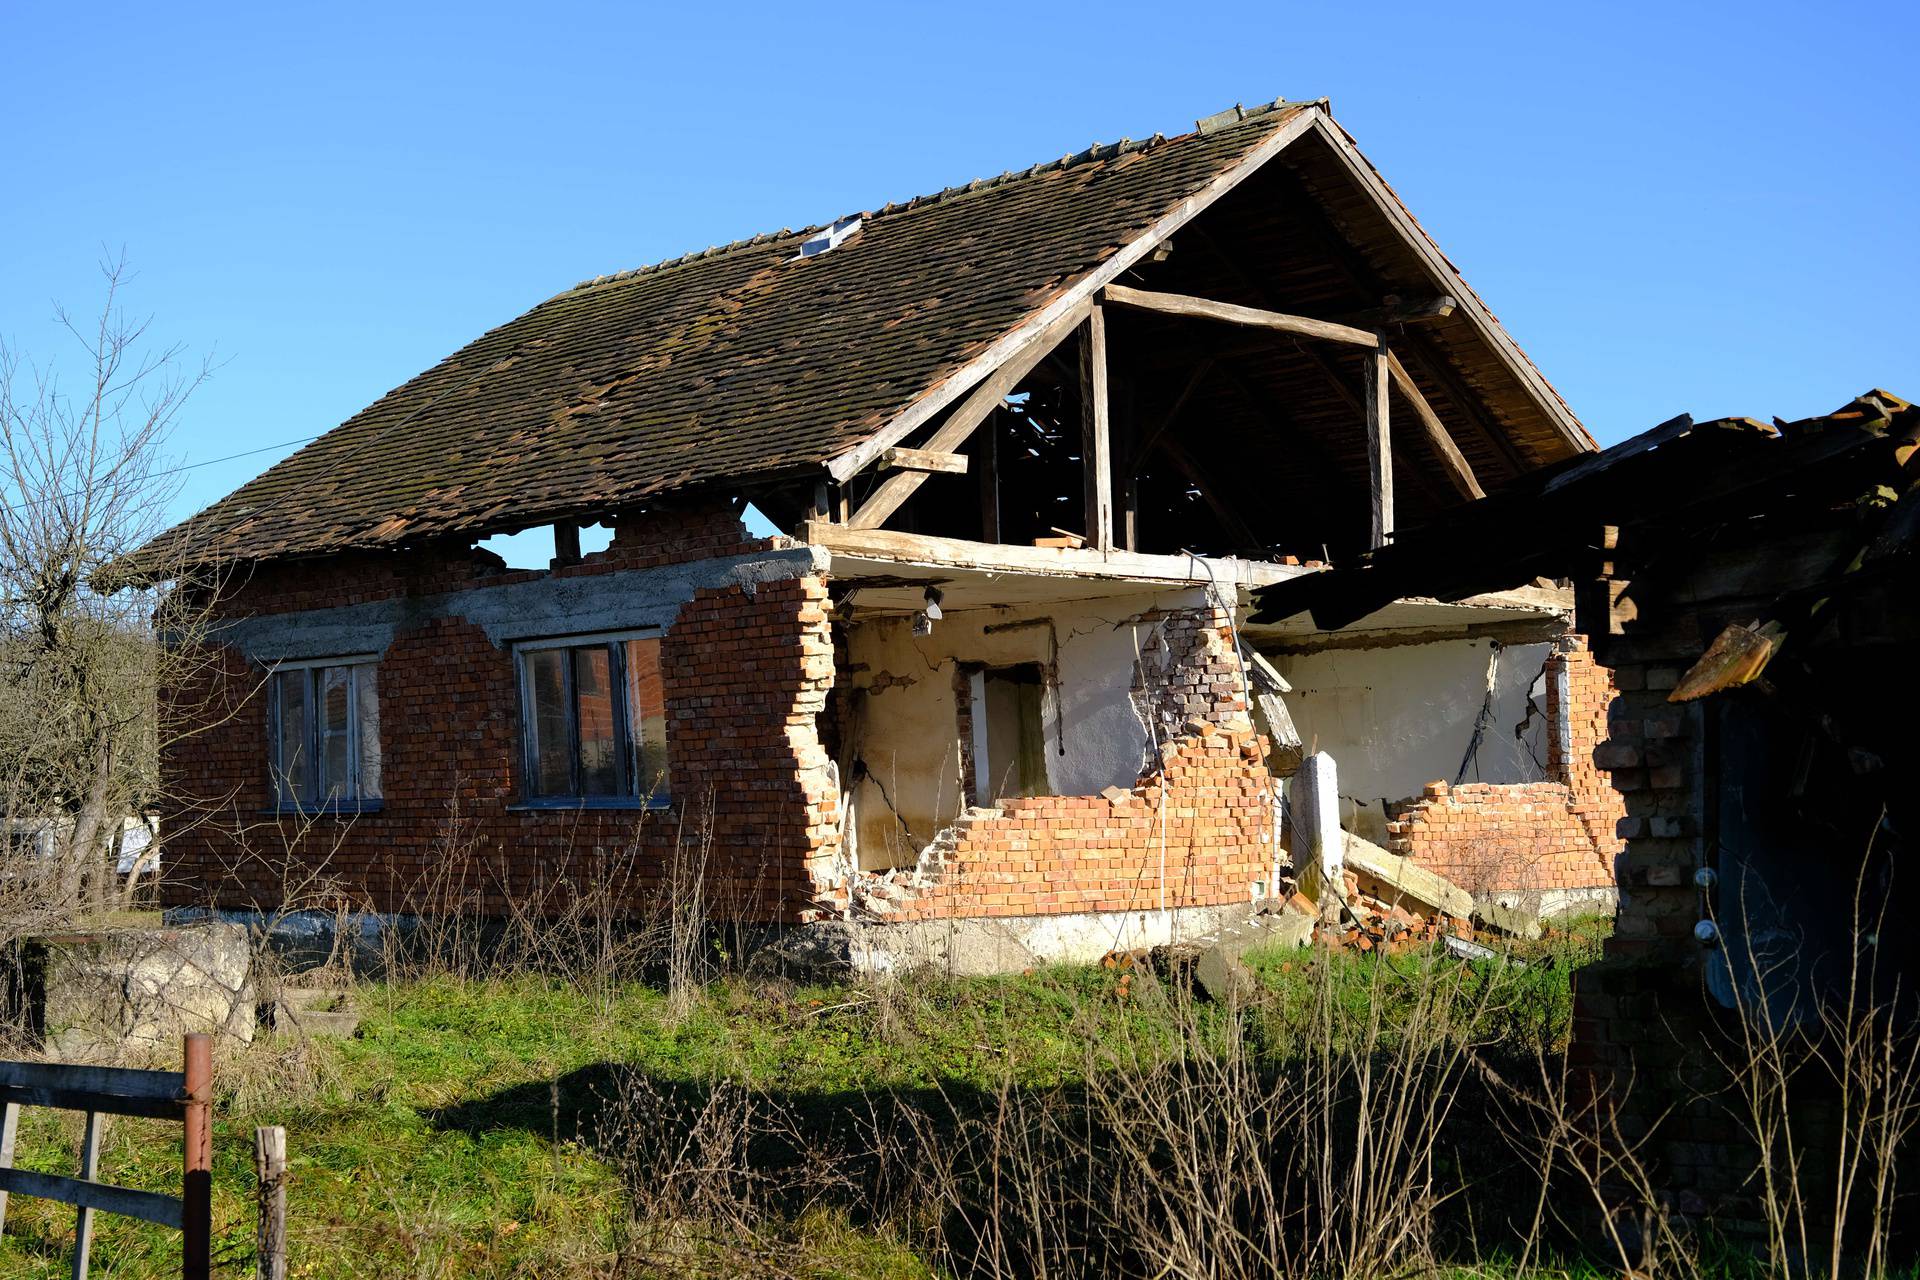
<box><xmin>275</xmin><ymin>670</ymin><xmax>310</xmax><ymax>805</ymax></box>
<box><xmin>573</xmin><ymin>645</ymin><xmax>619</xmax><ymax>795</ymax></box>
<box><xmin>624</xmin><ymin>637</ymin><xmax>669</xmax><ymax>799</ymax></box>
<box><xmin>526</xmin><ymin>649</ymin><xmax>572</xmax><ymax>796</ymax></box>
<box><xmin>356</xmin><ymin>666</ymin><xmax>382</xmax><ymax>799</ymax></box>
<box><xmin>318</xmin><ymin>666</ymin><xmax>352</xmax><ymax>800</ymax></box>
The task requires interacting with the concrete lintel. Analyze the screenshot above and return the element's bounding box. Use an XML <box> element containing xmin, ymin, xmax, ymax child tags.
<box><xmin>207</xmin><ymin>545</ymin><xmax>829</xmax><ymax>662</ymax></box>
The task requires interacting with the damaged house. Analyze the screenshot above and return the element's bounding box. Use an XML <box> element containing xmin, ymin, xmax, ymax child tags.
<box><xmin>144</xmin><ymin>98</ymin><xmax>1623</xmax><ymax>969</ymax></box>
<box><xmin>1255</xmin><ymin>390</ymin><xmax>1920</xmax><ymax>1229</ymax></box>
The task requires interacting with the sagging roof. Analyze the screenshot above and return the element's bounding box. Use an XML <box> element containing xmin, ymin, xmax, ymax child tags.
<box><xmin>144</xmin><ymin>98</ymin><xmax>1591</xmax><ymax>570</ymax></box>
<box><xmin>1252</xmin><ymin>390</ymin><xmax>1920</xmax><ymax>633</ymax></box>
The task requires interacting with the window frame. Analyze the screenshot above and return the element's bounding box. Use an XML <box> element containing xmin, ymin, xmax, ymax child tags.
<box><xmin>266</xmin><ymin>653</ymin><xmax>383</xmax><ymax>815</ymax></box>
<box><xmin>512</xmin><ymin>628</ymin><xmax>671</xmax><ymax>810</ymax></box>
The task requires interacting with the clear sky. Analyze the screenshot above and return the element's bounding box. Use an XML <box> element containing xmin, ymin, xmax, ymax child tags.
<box><xmin>4</xmin><ymin>0</ymin><xmax>1915</xmax><ymax>553</ymax></box>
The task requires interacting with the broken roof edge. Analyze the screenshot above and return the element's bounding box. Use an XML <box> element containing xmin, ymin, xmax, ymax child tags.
<box><xmin>1309</xmin><ymin>114</ymin><xmax>1595</xmax><ymax>459</ymax></box>
<box><xmin>121</xmin><ymin>468</ymin><xmax>827</xmax><ymax>587</ymax></box>
<box><xmin>804</xmin><ymin>520</ymin><xmax>1306</xmax><ymax>591</ymax></box>
<box><xmin>565</xmin><ymin>97</ymin><xmax>1322</xmax><ymax>299</ymax></box>
<box><xmin>826</xmin><ymin>103</ymin><xmax>1324</xmax><ymax>485</ymax></box>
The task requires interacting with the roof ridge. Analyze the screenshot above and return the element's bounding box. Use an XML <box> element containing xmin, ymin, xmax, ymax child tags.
<box><xmin>566</xmin><ymin>96</ymin><xmax>1316</xmax><ymax>294</ymax></box>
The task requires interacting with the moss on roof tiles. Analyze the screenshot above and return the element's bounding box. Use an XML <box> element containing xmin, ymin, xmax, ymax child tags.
<box><xmin>146</xmin><ymin>102</ymin><xmax>1306</xmax><ymax>567</ymax></box>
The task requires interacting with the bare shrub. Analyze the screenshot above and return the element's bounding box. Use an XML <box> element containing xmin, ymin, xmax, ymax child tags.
<box><xmin>0</xmin><ymin>256</ymin><xmax>229</xmax><ymax>946</ymax></box>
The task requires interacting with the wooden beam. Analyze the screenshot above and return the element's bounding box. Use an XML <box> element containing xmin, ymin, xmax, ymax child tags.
<box><xmin>1101</xmin><ymin>283</ymin><xmax>1380</xmax><ymax>348</ymax></box>
<box><xmin>1260</xmin><ymin>163</ymin><xmax>1532</xmax><ymax>477</ymax></box>
<box><xmin>1079</xmin><ymin>306</ymin><xmax>1114</xmax><ymax>551</ymax></box>
<box><xmin>1365</xmin><ymin>339</ymin><xmax>1393</xmax><ymax>549</ymax></box>
<box><xmin>880</xmin><ymin>447</ymin><xmax>968</xmax><ymax>475</ymax></box>
<box><xmin>803</xmin><ymin>519</ymin><xmax>1304</xmax><ymax>589</ymax></box>
<box><xmin>827</xmin><ymin>105</ymin><xmax>1320</xmax><ymax>485</ymax></box>
<box><xmin>975</xmin><ymin>415</ymin><xmax>1000</xmax><ymax>543</ymax></box>
<box><xmin>848</xmin><ymin>300</ymin><xmax>1089</xmax><ymax>530</ymax></box>
<box><xmin>1384</xmin><ymin>351</ymin><xmax>1484</xmax><ymax>501</ymax></box>
<box><xmin>1340</xmin><ymin>294</ymin><xmax>1457</xmax><ymax>326</ymax></box>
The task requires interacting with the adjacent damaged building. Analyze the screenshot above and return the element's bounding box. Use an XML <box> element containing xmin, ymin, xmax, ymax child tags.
<box><xmin>145</xmin><ymin>99</ymin><xmax>1625</xmax><ymax>967</ymax></box>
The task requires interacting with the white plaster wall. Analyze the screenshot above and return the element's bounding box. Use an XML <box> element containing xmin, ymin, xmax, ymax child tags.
<box><xmin>841</xmin><ymin>587</ymin><xmax>1218</xmax><ymax>868</ymax></box>
<box><xmin>1272</xmin><ymin>637</ymin><xmax>1550</xmax><ymax>843</ymax></box>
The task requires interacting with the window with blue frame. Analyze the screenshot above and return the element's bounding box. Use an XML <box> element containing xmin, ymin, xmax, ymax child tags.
<box><xmin>270</xmin><ymin>657</ymin><xmax>382</xmax><ymax>809</ymax></box>
<box><xmin>516</xmin><ymin>632</ymin><xmax>669</xmax><ymax>805</ymax></box>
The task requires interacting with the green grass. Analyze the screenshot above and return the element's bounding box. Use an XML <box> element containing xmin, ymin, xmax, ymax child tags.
<box><xmin>0</xmin><ymin>933</ymin><xmax>1607</xmax><ymax>1278</ymax></box>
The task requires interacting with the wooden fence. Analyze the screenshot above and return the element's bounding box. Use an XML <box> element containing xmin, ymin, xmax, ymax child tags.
<box><xmin>0</xmin><ymin>1033</ymin><xmax>212</xmax><ymax>1279</ymax></box>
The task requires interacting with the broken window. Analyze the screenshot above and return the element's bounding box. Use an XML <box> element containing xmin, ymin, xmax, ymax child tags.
<box><xmin>970</xmin><ymin>663</ymin><xmax>1050</xmax><ymax>803</ymax></box>
<box><xmin>270</xmin><ymin>657</ymin><xmax>382</xmax><ymax>809</ymax></box>
<box><xmin>516</xmin><ymin>632</ymin><xmax>669</xmax><ymax>805</ymax></box>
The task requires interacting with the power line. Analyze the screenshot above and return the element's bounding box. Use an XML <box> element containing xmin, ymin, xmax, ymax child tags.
<box><xmin>1</xmin><ymin>432</ymin><xmax>324</xmax><ymax>516</ymax></box>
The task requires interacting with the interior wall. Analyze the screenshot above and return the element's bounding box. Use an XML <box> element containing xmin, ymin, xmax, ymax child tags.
<box><xmin>1272</xmin><ymin>636</ymin><xmax>1551</xmax><ymax>842</ymax></box>
<box><xmin>839</xmin><ymin>587</ymin><xmax>1216</xmax><ymax>868</ymax></box>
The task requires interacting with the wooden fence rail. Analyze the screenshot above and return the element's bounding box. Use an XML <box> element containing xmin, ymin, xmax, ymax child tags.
<box><xmin>0</xmin><ymin>1033</ymin><xmax>212</xmax><ymax>1280</ymax></box>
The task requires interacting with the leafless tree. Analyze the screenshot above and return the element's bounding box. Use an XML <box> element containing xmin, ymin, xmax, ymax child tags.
<box><xmin>0</xmin><ymin>255</ymin><xmax>221</xmax><ymax>936</ymax></box>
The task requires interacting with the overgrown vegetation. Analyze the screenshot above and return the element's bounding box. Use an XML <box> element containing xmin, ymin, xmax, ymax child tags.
<box><xmin>0</xmin><ymin>927</ymin><xmax>1611</xmax><ymax>1279</ymax></box>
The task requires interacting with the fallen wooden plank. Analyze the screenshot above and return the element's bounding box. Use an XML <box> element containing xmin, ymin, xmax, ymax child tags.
<box><xmin>1101</xmin><ymin>283</ymin><xmax>1380</xmax><ymax>348</ymax></box>
<box><xmin>880</xmin><ymin>447</ymin><xmax>968</xmax><ymax>475</ymax></box>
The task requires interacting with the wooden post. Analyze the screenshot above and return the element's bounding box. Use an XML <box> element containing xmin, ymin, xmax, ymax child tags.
<box><xmin>975</xmin><ymin>412</ymin><xmax>1000</xmax><ymax>543</ymax></box>
<box><xmin>71</xmin><ymin>1111</ymin><xmax>101</xmax><ymax>1280</ymax></box>
<box><xmin>254</xmin><ymin>1126</ymin><xmax>287</xmax><ymax>1280</ymax></box>
<box><xmin>181</xmin><ymin>1035</ymin><xmax>212</xmax><ymax>1280</ymax></box>
<box><xmin>1364</xmin><ymin>337</ymin><xmax>1393</xmax><ymax>549</ymax></box>
<box><xmin>551</xmin><ymin>521</ymin><xmax>581</xmax><ymax>566</ymax></box>
<box><xmin>1079</xmin><ymin>305</ymin><xmax>1113</xmax><ymax>551</ymax></box>
<box><xmin>0</xmin><ymin>1100</ymin><xmax>17</xmax><ymax>1231</ymax></box>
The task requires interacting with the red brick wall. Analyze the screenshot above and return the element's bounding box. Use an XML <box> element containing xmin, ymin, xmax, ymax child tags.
<box><xmin>1385</xmin><ymin>637</ymin><xmax>1625</xmax><ymax>897</ymax></box>
<box><xmin>158</xmin><ymin>557</ymin><xmax>840</xmax><ymax>922</ymax></box>
<box><xmin>865</xmin><ymin>723</ymin><xmax>1276</xmax><ymax>920</ymax></box>
<box><xmin>827</xmin><ymin>601</ymin><xmax>1281</xmax><ymax>922</ymax></box>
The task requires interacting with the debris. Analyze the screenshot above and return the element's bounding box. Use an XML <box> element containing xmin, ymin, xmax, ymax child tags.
<box><xmin>1341</xmin><ymin>832</ymin><xmax>1474</xmax><ymax>920</ymax></box>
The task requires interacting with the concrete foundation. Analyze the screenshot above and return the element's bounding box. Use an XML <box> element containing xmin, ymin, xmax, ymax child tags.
<box><xmin>17</xmin><ymin>922</ymin><xmax>254</xmax><ymax>1063</ymax></box>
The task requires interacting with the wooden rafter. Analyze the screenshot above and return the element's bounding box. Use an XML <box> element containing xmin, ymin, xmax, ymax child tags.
<box><xmin>847</xmin><ymin>300</ymin><xmax>1090</xmax><ymax>530</ymax></box>
<box><xmin>828</xmin><ymin>106</ymin><xmax>1320</xmax><ymax>486</ymax></box>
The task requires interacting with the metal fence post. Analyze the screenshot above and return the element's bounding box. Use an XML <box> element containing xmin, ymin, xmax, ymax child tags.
<box><xmin>181</xmin><ymin>1035</ymin><xmax>212</xmax><ymax>1280</ymax></box>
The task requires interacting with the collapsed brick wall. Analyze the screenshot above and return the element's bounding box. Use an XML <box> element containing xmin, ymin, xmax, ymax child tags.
<box><xmin>829</xmin><ymin>599</ymin><xmax>1281</xmax><ymax>922</ymax></box>
<box><xmin>158</xmin><ymin>505</ymin><xmax>839</xmax><ymax>922</ymax></box>
<box><xmin>1384</xmin><ymin>636</ymin><xmax>1625</xmax><ymax>897</ymax></box>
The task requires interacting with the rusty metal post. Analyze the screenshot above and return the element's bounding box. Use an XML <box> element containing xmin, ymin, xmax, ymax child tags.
<box><xmin>253</xmin><ymin>1126</ymin><xmax>287</xmax><ymax>1280</ymax></box>
<box><xmin>181</xmin><ymin>1034</ymin><xmax>212</xmax><ymax>1280</ymax></box>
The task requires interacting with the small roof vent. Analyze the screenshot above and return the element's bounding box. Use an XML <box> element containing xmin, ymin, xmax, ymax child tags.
<box><xmin>791</xmin><ymin>215</ymin><xmax>862</xmax><ymax>261</ymax></box>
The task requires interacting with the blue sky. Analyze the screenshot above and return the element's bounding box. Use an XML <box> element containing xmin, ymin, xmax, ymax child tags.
<box><xmin>4</xmin><ymin>0</ymin><xmax>1915</xmax><ymax>557</ymax></box>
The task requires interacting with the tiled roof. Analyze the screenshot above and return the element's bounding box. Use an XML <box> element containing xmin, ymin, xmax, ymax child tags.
<box><xmin>145</xmin><ymin>102</ymin><xmax>1312</xmax><ymax>567</ymax></box>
